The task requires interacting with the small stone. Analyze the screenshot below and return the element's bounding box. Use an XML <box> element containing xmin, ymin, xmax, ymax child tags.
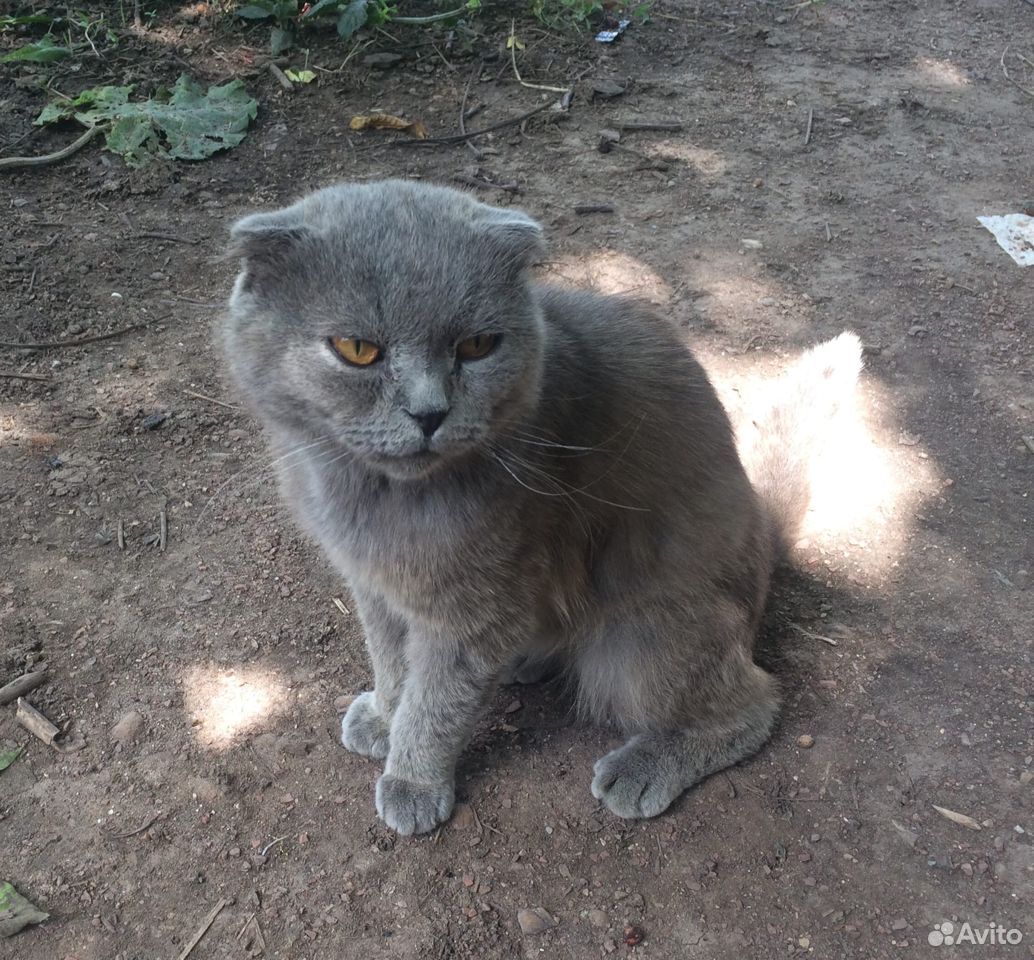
<box><xmin>590</xmin><ymin>78</ymin><xmax>626</xmax><ymax>99</ymax></box>
<box><xmin>140</xmin><ymin>411</ymin><xmax>169</xmax><ymax>431</ymax></box>
<box><xmin>504</xmin><ymin>698</ymin><xmax>522</xmax><ymax>714</ymax></box>
<box><xmin>891</xmin><ymin>918</ymin><xmax>908</xmax><ymax>931</ymax></box>
<box><xmin>450</xmin><ymin>803</ymin><xmax>476</xmax><ymax>830</ymax></box>
<box><xmin>741</xmin><ymin>238</ymin><xmax>763</xmax><ymax>249</ymax></box>
<box><xmin>960</xmin><ymin>863</ymin><xmax>973</xmax><ymax>876</ymax></box>
<box><xmin>149</xmin><ymin>271</ymin><xmax>165</xmax><ymax>281</ymax></box>
<box><xmin>111</xmin><ymin>709</ymin><xmax>145</xmax><ymax>745</ymax></box>
<box><xmin>797</xmin><ymin>734</ymin><xmax>815</xmax><ymax>749</ymax></box>
<box><xmin>810</xmin><ymin>834</ymin><xmax>821</xmax><ymax>842</ymax></box>
<box><xmin>623</xmin><ymin>924</ymin><xmax>645</xmax><ymax>947</ymax></box>
<box><xmin>599</xmin><ymin>128</ymin><xmax>621</xmax><ymax>143</ymax></box>
<box><xmin>588</xmin><ymin>909</ymin><xmax>608</xmax><ymax>928</ymax></box>
<box><xmin>362</xmin><ymin>52</ymin><xmax>403</xmax><ymax>68</ymax></box>
<box><xmin>517</xmin><ymin>907</ymin><xmax>556</xmax><ymax>936</ymax></box>
<box><xmin>799</xmin><ymin>937</ymin><xmax>811</xmax><ymax>948</ymax></box>
<box><xmin>603</xmin><ymin>940</ymin><xmax>616</xmax><ymax>954</ymax></box>
<box><xmin>189</xmin><ymin>778</ymin><xmax>223</xmax><ymax>805</ymax></box>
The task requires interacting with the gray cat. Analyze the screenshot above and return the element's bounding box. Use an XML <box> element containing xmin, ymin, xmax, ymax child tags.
<box><xmin>222</xmin><ymin>180</ymin><xmax>861</xmax><ymax>835</ymax></box>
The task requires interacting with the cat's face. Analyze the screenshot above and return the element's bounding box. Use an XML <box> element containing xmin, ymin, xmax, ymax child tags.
<box><xmin>223</xmin><ymin>182</ymin><xmax>546</xmax><ymax>480</ymax></box>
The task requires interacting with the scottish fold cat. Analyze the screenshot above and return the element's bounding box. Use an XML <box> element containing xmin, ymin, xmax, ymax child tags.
<box><xmin>222</xmin><ymin>180</ymin><xmax>861</xmax><ymax>835</ymax></box>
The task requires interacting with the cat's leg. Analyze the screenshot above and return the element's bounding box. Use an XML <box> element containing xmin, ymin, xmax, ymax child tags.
<box><xmin>579</xmin><ymin>607</ymin><xmax>779</xmax><ymax>819</ymax></box>
<box><xmin>376</xmin><ymin>638</ymin><xmax>500</xmax><ymax>835</ymax></box>
<box><xmin>340</xmin><ymin>586</ymin><xmax>406</xmax><ymax>761</ymax></box>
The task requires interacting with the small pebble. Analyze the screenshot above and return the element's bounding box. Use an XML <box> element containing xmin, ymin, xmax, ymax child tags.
<box><xmin>587</xmin><ymin>909</ymin><xmax>608</xmax><ymax>928</ymax></box>
<box><xmin>797</xmin><ymin>734</ymin><xmax>815</xmax><ymax>749</ymax></box>
<box><xmin>623</xmin><ymin>925</ymin><xmax>645</xmax><ymax>947</ymax></box>
<box><xmin>517</xmin><ymin>907</ymin><xmax>555</xmax><ymax>936</ymax></box>
<box><xmin>111</xmin><ymin>709</ymin><xmax>145</xmax><ymax>745</ymax></box>
<box><xmin>450</xmin><ymin>803</ymin><xmax>476</xmax><ymax>830</ymax></box>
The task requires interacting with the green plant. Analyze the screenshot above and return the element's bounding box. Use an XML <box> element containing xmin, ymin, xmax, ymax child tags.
<box><xmin>0</xmin><ymin>8</ymin><xmax>119</xmax><ymax>64</ymax></box>
<box><xmin>234</xmin><ymin>0</ymin><xmax>480</xmax><ymax>54</ymax></box>
<box><xmin>530</xmin><ymin>0</ymin><xmax>651</xmax><ymax>28</ymax></box>
<box><xmin>35</xmin><ymin>75</ymin><xmax>258</xmax><ymax>168</ymax></box>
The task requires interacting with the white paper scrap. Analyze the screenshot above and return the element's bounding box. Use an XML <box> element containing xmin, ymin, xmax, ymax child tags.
<box><xmin>977</xmin><ymin>214</ymin><xmax>1034</xmax><ymax>266</ymax></box>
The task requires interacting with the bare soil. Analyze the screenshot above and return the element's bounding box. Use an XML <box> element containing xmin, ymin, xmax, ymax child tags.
<box><xmin>1</xmin><ymin>2</ymin><xmax>1032</xmax><ymax>958</ymax></box>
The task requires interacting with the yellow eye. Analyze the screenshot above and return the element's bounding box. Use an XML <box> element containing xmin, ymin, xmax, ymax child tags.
<box><xmin>330</xmin><ymin>337</ymin><xmax>381</xmax><ymax>367</ymax></box>
<box><xmin>456</xmin><ymin>333</ymin><xmax>499</xmax><ymax>361</ymax></box>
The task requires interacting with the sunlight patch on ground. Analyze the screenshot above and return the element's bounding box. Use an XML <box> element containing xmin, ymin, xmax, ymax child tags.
<box><xmin>914</xmin><ymin>57</ymin><xmax>970</xmax><ymax>89</ymax></box>
<box><xmin>182</xmin><ymin>664</ymin><xmax>288</xmax><ymax>748</ymax></box>
<box><xmin>0</xmin><ymin>404</ymin><xmax>54</xmax><ymax>450</ymax></box>
<box><xmin>649</xmin><ymin>142</ymin><xmax>727</xmax><ymax>180</ymax></box>
<box><xmin>541</xmin><ymin>251</ymin><xmax>671</xmax><ymax>303</ymax></box>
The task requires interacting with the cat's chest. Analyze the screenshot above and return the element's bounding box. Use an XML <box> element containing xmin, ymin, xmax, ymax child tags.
<box><xmin>311</xmin><ymin>466</ymin><xmax>492</xmax><ymax>588</ymax></box>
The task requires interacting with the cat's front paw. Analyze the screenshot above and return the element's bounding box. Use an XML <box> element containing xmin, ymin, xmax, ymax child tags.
<box><xmin>375</xmin><ymin>774</ymin><xmax>454</xmax><ymax>836</ymax></box>
<box><xmin>591</xmin><ymin>735</ymin><xmax>684</xmax><ymax>819</ymax></box>
<box><xmin>340</xmin><ymin>691</ymin><xmax>391</xmax><ymax>760</ymax></box>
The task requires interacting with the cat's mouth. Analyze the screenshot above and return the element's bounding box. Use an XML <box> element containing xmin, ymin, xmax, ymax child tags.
<box><xmin>367</xmin><ymin>447</ymin><xmax>443</xmax><ymax>479</ymax></box>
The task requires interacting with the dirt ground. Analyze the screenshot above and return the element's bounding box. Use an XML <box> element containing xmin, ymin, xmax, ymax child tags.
<box><xmin>2</xmin><ymin>1</ymin><xmax>1033</xmax><ymax>957</ymax></box>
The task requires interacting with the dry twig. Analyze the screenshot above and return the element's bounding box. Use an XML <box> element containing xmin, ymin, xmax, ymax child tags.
<box><xmin>0</xmin><ymin>125</ymin><xmax>102</xmax><ymax>171</ymax></box>
<box><xmin>0</xmin><ymin>323</ymin><xmax>144</xmax><ymax>351</ymax></box>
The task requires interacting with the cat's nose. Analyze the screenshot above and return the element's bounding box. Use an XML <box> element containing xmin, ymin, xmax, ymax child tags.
<box><xmin>406</xmin><ymin>407</ymin><xmax>448</xmax><ymax>438</ymax></box>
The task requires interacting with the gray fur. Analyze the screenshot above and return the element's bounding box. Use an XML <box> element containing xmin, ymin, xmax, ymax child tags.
<box><xmin>222</xmin><ymin>180</ymin><xmax>862</xmax><ymax>835</ymax></box>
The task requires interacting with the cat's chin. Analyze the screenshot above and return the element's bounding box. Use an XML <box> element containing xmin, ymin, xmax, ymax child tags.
<box><xmin>366</xmin><ymin>449</ymin><xmax>448</xmax><ymax>481</ymax></box>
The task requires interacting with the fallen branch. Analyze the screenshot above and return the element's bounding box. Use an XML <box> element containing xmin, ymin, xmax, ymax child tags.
<box><xmin>393</xmin><ymin>100</ymin><xmax>557</xmax><ymax>146</ymax></box>
<box><xmin>15</xmin><ymin>698</ymin><xmax>59</xmax><ymax>745</ymax></box>
<box><xmin>1001</xmin><ymin>45</ymin><xmax>1034</xmax><ymax>98</ymax></box>
<box><xmin>177</xmin><ymin>898</ymin><xmax>230</xmax><ymax>960</ymax></box>
<box><xmin>0</xmin><ymin>125</ymin><xmax>102</xmax><ymax>172</ymax></box>
<box><xmin>452</xmin><ymin>174</ymin><xmax>522</xmax><ymax>194</ymax></box>
<box><xmin>619</xmin><ymin>121</ymin><xmax>684</xmax><ymax>132</ymax></box>
<box><xmin>509</xmin><ymin>20</ymin><xmax>570</xmax><ymax>94</ymax></box>
<box><xmin>0</xmin><ymin>671</ymin><xmax>47</xmax><ymax>707</ymax></box>
<box><xmin>0</xmin><ymin>322</ymin><xmax>144</xmax><ymax>351</ymax></box>
<box><xmin>0</xmin><ymin>371</ymin><xmax>50</xmax><ymax>382</ymax></box>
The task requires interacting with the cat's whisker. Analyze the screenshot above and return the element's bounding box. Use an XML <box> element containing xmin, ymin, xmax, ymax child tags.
<box><xmin>194</xmin><ymin>435</ymin><xmax>334</xmax><ymax>528</ymax></box>
<box><xmin>492</xmin><ymin>447</ymin><xmax>594</xmax><ymax>540</ymax></box>
<box><xmin>490</xmin><ymin>446</ymin><xmax>648</xmax><ymax>514</ymax></box>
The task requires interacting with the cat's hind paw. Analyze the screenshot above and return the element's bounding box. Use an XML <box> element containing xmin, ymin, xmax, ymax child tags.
<box><xmin>375</xmin><ymin>774</ymin><xmax>454</xmax><ymax>836</ymax></box>
<box><xmin>340</xmin><ymin>691</ymin><xmax>391</xmax><ymax>760</ymax></box>
<box><xmin>591</xmin><ymin>735</ymin><xmax>685</xmax><ymax>819</ymax></box>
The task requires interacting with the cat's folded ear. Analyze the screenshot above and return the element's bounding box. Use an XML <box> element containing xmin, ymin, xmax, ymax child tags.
<box><xmin>477</xmin><ymin>207</ymin><xmax>546</xmax><ymax>273</ymax></box>
<box><xmin>227</xmin><ymin>209</ymin><xmax>309</xmax><ymax>287</ymax></box>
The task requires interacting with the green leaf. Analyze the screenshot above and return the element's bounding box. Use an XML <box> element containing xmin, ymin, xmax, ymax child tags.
<box><xmin>337</xmin><ymin>0</ymin><xmax>368</xmax><ymax>36</ymax></box>
<box><xmin>301</xmin><ymin>0</ymin><xmax>343</xmax><ymax>19</ymax></box>
<box><xmin>284</xmin><ymin>68</ymin><xmax>316</xmax><ymax>83</ymax></box>
<box><xmin>0</xmin><ymin>882</ymin><xmax>49</xmax><ymax>938</ymax></box>
<box><xmin>236</xmin><ymin>3</ymin><xmax>275</xmax><ymax>18</ymax></box>
<box><xmin>0</xmin><ymin>748</ymin><xmax>22</xmax><ymax>773</ymax></box>
<box><xmin>1</xmin><ymin>37</ymin><xmax>71</xmax><ymax>63</ymax></box>
<box><xmin>270</xmin><ymin>25</ymin><xmax>294</xmax><ymax>53</ymax></box>
<box><xmin>35</xmin><ymin>76</ymin><xmax>258</xmax><ymax>168</ymax></box>
<box><xmin>0</xmin><ymin>14</ymin><xmax>56</xmax><ymax>28</ymax></box>
<box><xmin>272</xmin><ymin>0</ymin><xmax>299</xmax><ymax>20</ymax></box>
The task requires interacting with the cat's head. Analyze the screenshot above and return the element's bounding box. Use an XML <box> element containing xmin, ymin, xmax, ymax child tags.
<box><xmin>223</xmin><ymin>181</ymin><xmax>546</xmax><ymax>480</ymax></box>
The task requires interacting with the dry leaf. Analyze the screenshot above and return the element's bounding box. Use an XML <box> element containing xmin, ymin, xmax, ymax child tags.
<box><xmin>932</xmin><ymin>804</ymin><xmax>982</xmax><ymax>831</ymax></box>
<box><xmin>348</xmin><ymin>113</ymin><xmax>428</xmax><ymax>139</ymax></box>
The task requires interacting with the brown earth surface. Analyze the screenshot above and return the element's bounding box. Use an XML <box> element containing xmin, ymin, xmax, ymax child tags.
<box><xmin>1</xmin><ymin>1</ymin><xmax>1032</xmax><ymax>958</ymax></box>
